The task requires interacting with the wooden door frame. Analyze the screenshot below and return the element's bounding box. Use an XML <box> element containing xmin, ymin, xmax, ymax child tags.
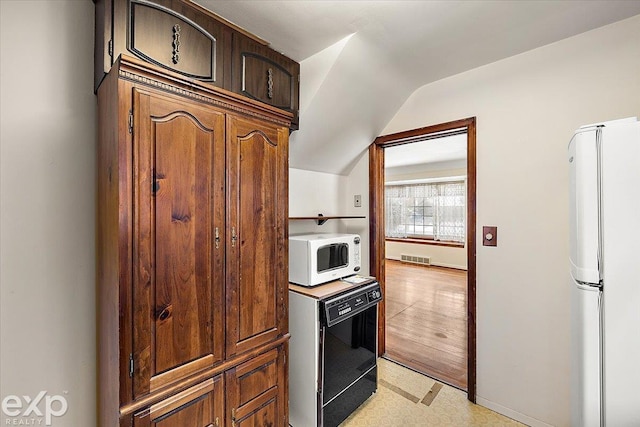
<box><xmin>369</xmin><ymin>117</ymin><xmax>477</xmax><ymax>402</ymax></box>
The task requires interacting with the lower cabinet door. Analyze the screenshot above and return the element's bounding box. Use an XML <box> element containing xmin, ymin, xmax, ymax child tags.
<box><xmin>226</xmin><ymin>346</ymin><xmax>287</xmax><ymax>427</ymax></box>
<box><xmin>133</xmin><ymin>376</ymin><xmax>224</xmax><ymax>427</ymax></box>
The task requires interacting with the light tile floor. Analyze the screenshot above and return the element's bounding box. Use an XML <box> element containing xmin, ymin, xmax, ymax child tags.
<box><xmin>340</xmin><ymin>358</ymin><xmax>524</xmax><ymax>426</ymax></box>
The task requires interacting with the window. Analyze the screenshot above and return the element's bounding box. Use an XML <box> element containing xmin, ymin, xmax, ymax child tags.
<box><xmin>385</xmin><ymin>180</ymin><xmax>466</xmax><ymax>242</ymax></box>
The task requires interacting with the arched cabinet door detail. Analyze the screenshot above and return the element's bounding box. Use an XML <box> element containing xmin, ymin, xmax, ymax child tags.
<box><xmin>225</xmin><ymin>115</ymin><xmax>289</xmax><ymax>357</ymax></box>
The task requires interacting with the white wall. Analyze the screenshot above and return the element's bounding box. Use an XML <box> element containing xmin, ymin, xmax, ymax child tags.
<box><xmin>289</xmin><ymin>165</ymin><xmax>371</xmax><ymax>275</ymax></box>
<box><xmin>373</xmin><ymin>15</ymin><xmax>640</xmax><ymax>427</ymax></box>
<box><xmin>289</xmin><ymin>168</ymin><xmax>347</xmax><ymax>235</ymax></box>
<box><xmin>0</xmin><ymin>1</ymin><xmax>96</xmax><ymax>426</ymax></box>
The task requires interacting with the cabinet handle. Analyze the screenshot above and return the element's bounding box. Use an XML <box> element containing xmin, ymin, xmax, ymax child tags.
<box><xmin>267</xmin><ymin>68</ymin><xmax>274</xmax><ymax>99</ymax></box>
<box><xmin>231</xmin><ymin>227</ymin><xmax>237</xmax><ymax>247</ymax></box>
<box><xmin>215</xmin><ymin>227</ymin><xmax>220</xmax><ymax>249</ymax></box>
<box><xmin>172</xmin><ymin>24</ymin><xmax>181</xmax><ymax>64</ymax></box>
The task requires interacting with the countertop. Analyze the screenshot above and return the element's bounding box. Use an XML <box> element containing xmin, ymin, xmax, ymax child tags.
<box><xmin>289</xmin><ymin>276</ymin><xmax>377</xmax><ymax>300</ymax></box>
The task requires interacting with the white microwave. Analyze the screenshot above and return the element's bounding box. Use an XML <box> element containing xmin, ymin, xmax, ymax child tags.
<box><xmin>289</xmin><ymin>233</ymin><xmax>361</xmax><ymax>287</ymax></box>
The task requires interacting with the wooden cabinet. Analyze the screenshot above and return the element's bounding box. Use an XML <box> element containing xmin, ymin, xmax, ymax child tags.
<box><xmin>94</xmin><ymin>0</ymin><xmax>300</xmax><ymax>131</ymax></box>
<box><xmin>97</xmin><ymin>55</ymin><xmax>290</xmax><ymax>426</ymax></box>
<box><xmin>132</xmin><ymin>377</ymin><xmax>224</xmax><ymax>427</ymax></box>
<box><xmin>231</xmin><ymin>34</ymin><xmax>300</xmax><ymax>130</ymax></box>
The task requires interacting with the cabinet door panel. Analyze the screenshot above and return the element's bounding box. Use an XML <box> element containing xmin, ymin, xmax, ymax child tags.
<box><xmin>235</xmin><ymin>349</ymin><xmax>278</xmax><ymax>407</ymax></box>
<box><xmin>233</xmin><ymin>396</ymin><xmax>277</xmax><ymax>427</ymax></box>
<box><xmin>130</xmin><ymin>0</ymin><xmax>216</xmax><ymax>81</ymax></box>
<box><xmin>226</xmin><ymin>115</ymin><xmax>288</xmax><ymax>356</ymax></box>
<box><xmin>97</xmin><ymin>0</ymin><xmax>231</xmax><ymax>91</ymax></box>
<box><xmin>231</xmin><ymin>34</ymin><xmax>299</xmax><ymax>129</ymax></box>
<box><xmin>132</xmin><ymin>88</ymin><xmax>225</xmax><ymax>398</ymax></box>
<box><xmin>133</xmin><ymin>376</ymin><xmax>223</xmax><ymax>427</ymax></box>
<box><xmin>227</xmin><ymin>346</ymin><xmax>287</xmax><ymax>427</ymax></box>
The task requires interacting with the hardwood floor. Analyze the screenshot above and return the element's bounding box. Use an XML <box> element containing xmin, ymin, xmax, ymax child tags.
<box><xmin>384</xmin><ymin>259</ymin><xmax>468</xmax><ymax>390</ymax></box>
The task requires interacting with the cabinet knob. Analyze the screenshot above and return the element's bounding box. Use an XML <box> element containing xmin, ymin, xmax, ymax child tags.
<box><xmin>231</xmin><ymin>227</ymin><xmax>237</xmax><ymax>247</ymax></box>
<box><xmin>215</xmin><ymin>227</ymin><xmax>220</xmax><ymax>249</ymax></box>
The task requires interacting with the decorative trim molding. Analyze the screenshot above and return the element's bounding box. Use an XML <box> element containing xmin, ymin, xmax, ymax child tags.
<box><xmin>119</xmin><ymin>69</ymin><xmax>290</xmax><ymax>127</ymax></box>
<box><xmin>238</xmin><ymin>130</ymin><xmax>277</xmax><ymax>147</ymax></box>
<box><xmin>152</xmin><ymin>111</ymin><xmax>213</xmax><ymax>133</ymax></box>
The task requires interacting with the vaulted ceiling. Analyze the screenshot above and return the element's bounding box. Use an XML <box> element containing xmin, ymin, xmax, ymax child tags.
<box><xmin>196</xmin><ymin>1</ymin><xmax>640</xmax><ymax>174</ymax></box>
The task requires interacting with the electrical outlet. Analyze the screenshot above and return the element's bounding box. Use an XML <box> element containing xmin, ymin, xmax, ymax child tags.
<box><xmin>354</xmin><ymin>195</ymin><xmax>362</xmax><ymax>207</ymax></box>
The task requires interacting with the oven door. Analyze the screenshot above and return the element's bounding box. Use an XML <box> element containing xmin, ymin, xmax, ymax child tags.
<box><xmin>320</xmin><ymin>304</ymin><xmax>377</xmax><ymax>424</ymax></box>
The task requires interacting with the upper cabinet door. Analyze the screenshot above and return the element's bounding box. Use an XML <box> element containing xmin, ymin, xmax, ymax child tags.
<box><xmin>131</xmin><ymin>88</ymin><xmax>226</xmax><ymax>399</ymax></box>
<box><xmin>226</xmin><ymin>115</ymin><xmax>289</xmax><ymax>356</ymax></box>
<box><xmin>96</xmin><ymin>0</ymin><xmax>231</xmax><ymax>90</ymax></box>
<box><xmin>231</xmin><ymin>33</ymin><xmax>300</xmax><ymax>130</ymax></box>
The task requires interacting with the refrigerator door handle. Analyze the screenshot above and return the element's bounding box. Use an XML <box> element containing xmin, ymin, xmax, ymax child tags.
<box><xmin>568</xmin><ymin>128</ymin><xmax>602</xmax><ymax>285</ymax></box>
<box><xmin>574</xmin><ymin>281</ymin><xmax>601</xmax><ymax>291</ymax></box>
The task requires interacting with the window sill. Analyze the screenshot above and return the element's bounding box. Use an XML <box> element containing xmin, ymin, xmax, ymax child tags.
<box><xmin>385</xmin><ymin>237</ymin><xmax>465</xmax><ymax>248</ymax></box>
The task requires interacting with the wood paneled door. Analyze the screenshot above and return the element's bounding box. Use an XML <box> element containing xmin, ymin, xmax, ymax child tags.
<box><xmin>225</xmin><ymin>115</ymin><xmax>289</xmax><ymax>357</ymax></box>
<box><xmin>131</xmin><ymin>88</ymin><xmax>226</xmax><ymax>398</ymax></box>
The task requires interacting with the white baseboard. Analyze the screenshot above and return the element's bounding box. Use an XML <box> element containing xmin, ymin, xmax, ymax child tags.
<box><xmin>386</xmin><ymin>256</ymin><xmax>467</xmax><ymax>271</ymax></box>
<box><xmin>476</xmin><ymin>396</ymin><xmax>554</xmax><ymax>427</ymax></box>
<box><xmin>431</xmin><ymin>261</ymin><xmax>467</xmax><ymax>270</ymax></box>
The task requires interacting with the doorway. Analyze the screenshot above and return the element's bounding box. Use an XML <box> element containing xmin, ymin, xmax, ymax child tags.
<box><xmin>369</xmin><ymin>117</ymin><xmax>477</xmax><ymax>402</ymax></box>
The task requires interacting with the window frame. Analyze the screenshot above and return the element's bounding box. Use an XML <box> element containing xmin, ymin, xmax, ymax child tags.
<box><xmin>384</xmin><ymin>179</ymin><xmax>466</xmax><ymax>243</ymax></box>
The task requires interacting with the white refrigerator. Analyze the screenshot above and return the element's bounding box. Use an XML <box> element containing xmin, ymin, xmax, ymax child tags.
<box><xmin>569</xmin><ymin>117</ymin><xmax>640</xmax><ymax>426</ymax></box>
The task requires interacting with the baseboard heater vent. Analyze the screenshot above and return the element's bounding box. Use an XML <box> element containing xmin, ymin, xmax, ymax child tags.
<box><xmin>400</xmin><ymin>254</ymin><xmax>431</xmax><ymax>266</ymax></box>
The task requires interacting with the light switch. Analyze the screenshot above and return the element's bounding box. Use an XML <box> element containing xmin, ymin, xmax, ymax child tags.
<box><xmin>483</xmin><ymin>226</ymin><xmax>497</xmax><ymax>247</ymax></box>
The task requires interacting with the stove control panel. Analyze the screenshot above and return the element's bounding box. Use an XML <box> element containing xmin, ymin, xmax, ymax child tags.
<box><xmin>322</xmin><ymin>282</ymin><xmax>382</xmax><ymax>327</ymax></box>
